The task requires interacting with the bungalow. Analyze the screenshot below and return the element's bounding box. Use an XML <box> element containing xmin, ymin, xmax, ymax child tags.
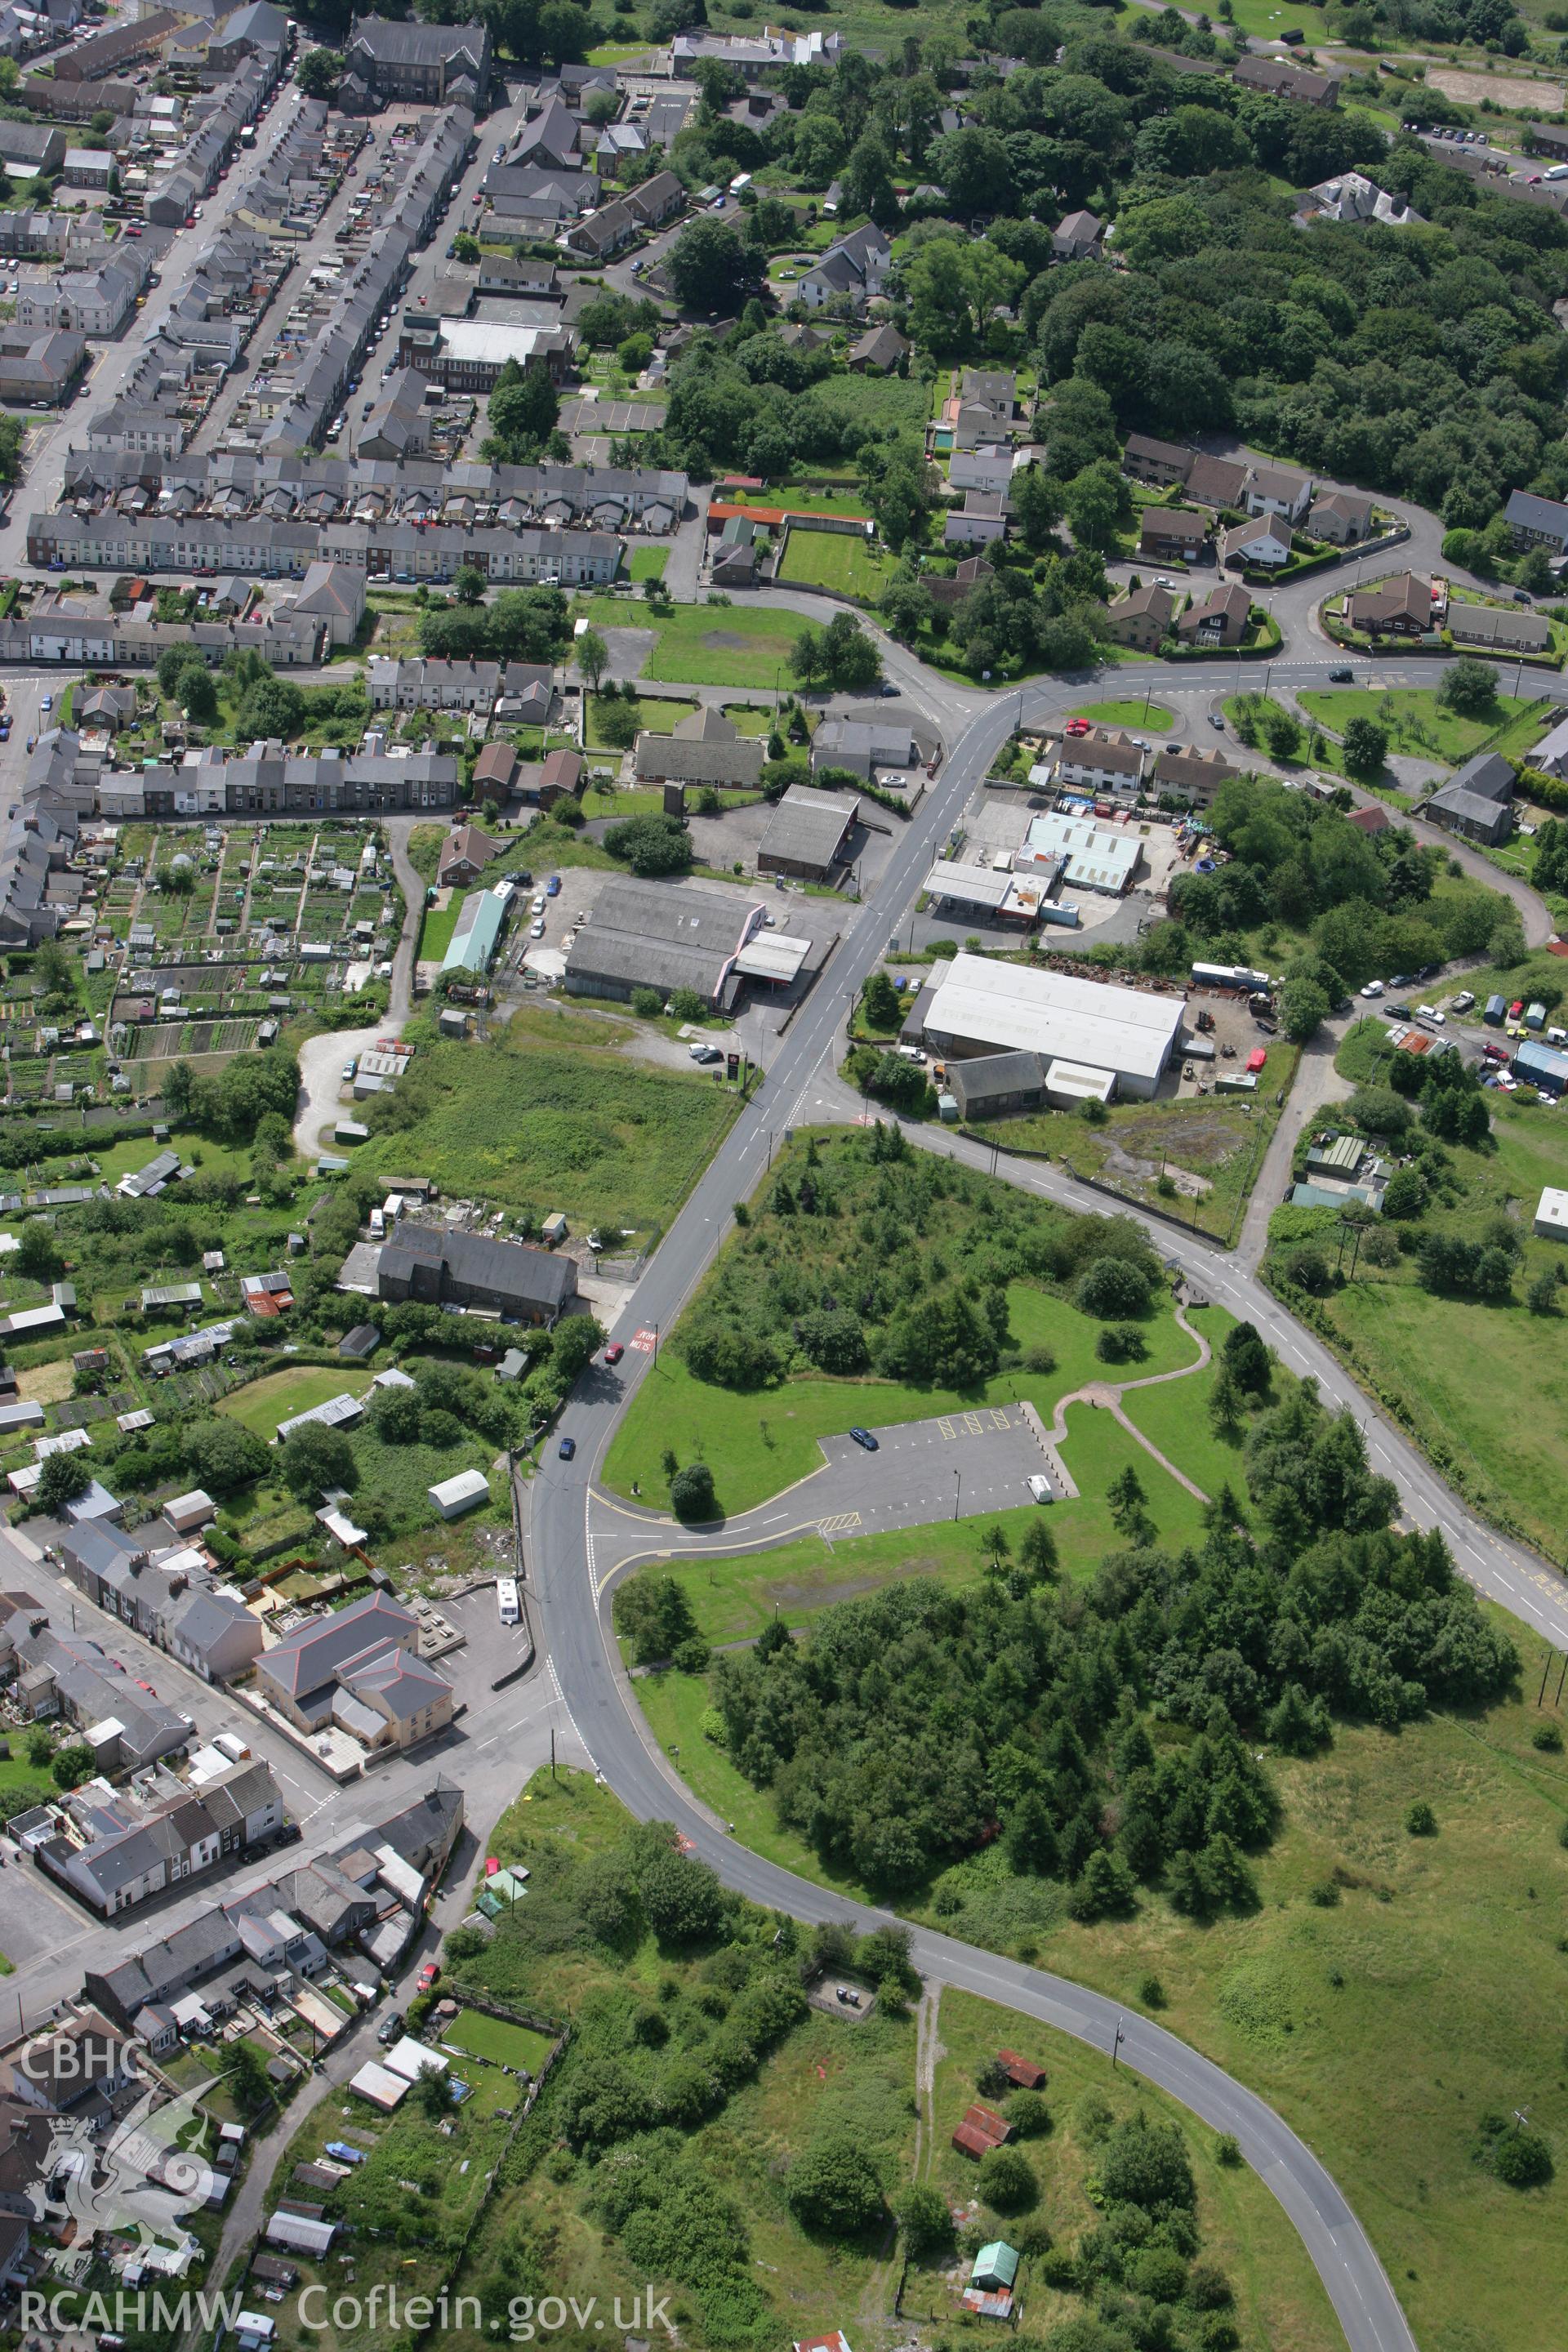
<box><xmin>1234</xmin><ymin>53</ymin><xmax>1341</xmax><ymax>103</ymax></box>
<box><xmin>1106</xmin><ymin>581</ymin><xmax>1176</xmax><ymax>652</ymax></box>
<box><xmin>1138</xmin><ymin>507</ymin><xmax>1207</xmax><ymax>563</ymax></box>
<box><xmin>1220</xmin><ymin>512</ymin><xmax>1292</xmax><ymax>569</ymax></box>
<box><xmin>1446</xmin><ymin>602</ymin><xmax>1551</xmax><ymax>654</ymax></box>
<box><xmin>1348</xmin><ymin>572</ymin><xmax>1432</xmax><ymax>637</ymax></box>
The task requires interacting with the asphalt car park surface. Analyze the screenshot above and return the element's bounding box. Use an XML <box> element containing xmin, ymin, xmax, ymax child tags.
<box><xmin>795</xmin><ymin>1409</ymin><xmax>1050</xmax><ymax>1538</ymax></box>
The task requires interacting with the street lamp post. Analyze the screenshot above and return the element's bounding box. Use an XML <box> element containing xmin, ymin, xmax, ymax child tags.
<box><xmin>953</xmin><ymin>1468</ymin><xmax>961</xmax><ymax>1521</ymax></box>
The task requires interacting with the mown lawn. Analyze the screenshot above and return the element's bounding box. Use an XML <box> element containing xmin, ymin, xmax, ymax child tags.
<box><xmin>416</xmin><ymin>896</ymin><xmax>459</xmax><ymax>964</ymax></box>
<box><xmin>1070</xmin><ymin>697</ymin><xmax>1175</xmax><ymax>727</ymax></box>
<box><xmin>1296</xmin><ymin>686</ymin><xmax>1543</xmax><ymax>768</ymax></box>
<box><xmin>613</xmin><ymin>1388</ymin><xmax>1222</xmax><ymax>1653</ymax></box>
<box><xmin>626</xmin><ymin>546</ymin><xmax>667</xmax><ymax>581</ymax></box>
<box><xmin>578</xmin><ymin>595</ymin><xmax>807</xmax><ymax>687</ymax></box>
<box><xmin>217</xmin><ymin>1365</ymin><xmax>374</xmax><ymax>1441</ymax></box>
<box><xmin>604</xmin><ymin>1281</ymin><xmax>1205</xmax><ymax>1512</ymax></box>
<box><xmin>777</xmin><ymin>528</ymin><xmax>889</xmax><ymax>600</ymax></box>
<box><xmin>583</xmin><ymin>693</ymin><xmax>697</xmax><ymax>749</ymax></box>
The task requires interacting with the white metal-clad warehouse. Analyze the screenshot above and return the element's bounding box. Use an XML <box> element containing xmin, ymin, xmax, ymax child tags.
<box><xmin>920</xmin><ymin>956</ymin><xmax>1184</xmax><ymax>1099</ymax></box>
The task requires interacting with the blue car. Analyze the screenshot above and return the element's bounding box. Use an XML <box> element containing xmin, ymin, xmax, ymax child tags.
<box><xmin>849</xmin><ymin>1427</ymin><xmax>878</xmax><ymax>1451</ymax></box>
<box><xmin>559</xmin><ymin>1436</ymin><xmax>577</xmax><ymax>1460</ymax></box>
<box><xmin>546</xmin><ymin>875</ymin><xmax>561</xmax><ymax>897</ymax></box>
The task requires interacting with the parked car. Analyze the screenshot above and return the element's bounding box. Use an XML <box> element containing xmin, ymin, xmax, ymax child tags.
<box><xmin>377</xmin><ymin>2009</ymin><xmax>403</xmax><ymax>2046</ymax></box>
<box><xmin>688</xmin><ymin>1041</ymin><xmax>721</xmax><ymax>1062</ymax></box>
<box><xmin>529</xmin><ymin>917</ymin><xmax>545</xmax><ymax>938</ymax></box>
<box><xmin>546</xmin><ymin>874</ymin><xmax>562</xmax><ymax>896</ymax></box>
<box><xmin>848</xmin><ymin>1427</ymin><xmax>879</xmax><ymax>1451</ymax></box>
<box><xmin>1452</xmin><ymin>990</ymin><xmax>1476</xmax><ymax>1012</ymax></box>
<box><xmin>1360</xmin><ymin>980</ymin><xmax>1383</xmax><ymax>998</ymax></box>
<box><xmin>416</xmin><ymin>1962</ymin><xmax>440</xmax><ymax>1992</ymax></box>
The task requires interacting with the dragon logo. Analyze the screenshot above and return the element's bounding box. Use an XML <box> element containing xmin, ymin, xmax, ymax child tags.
<box><xmin>23</xmin><ymin>2076</ymin><xmax>218</xmax><ymax>2256</ymax></box>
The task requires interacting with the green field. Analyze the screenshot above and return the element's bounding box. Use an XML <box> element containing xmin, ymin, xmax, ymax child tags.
<box><xmin>579</xmin><ymin>596</ymin><xmax>807</xmax><ymax>687</ymax></box>
<box><xmin>430</xmin><ymin>1766</ymin><xmax>1332</xmax><ymax>2352</ymax></box>
<box><xmin>217</xmin><ymin>1365</ymin><xmax>374</xmax><ymax>1441</ymax></box>
<box><xmin>613</xmin><ymin>1399</ymin><xmax>1215</xmax><ymax>1651</ymax></box>
<box><xmin>1070</xmin><ymin>697</ymin><xmax>1175</xmax><ymax>727</ymax></box>
<box><xmin>1296</xmin><ymin>687</ymin><xmax>1546</xmax><ymax>769</ymax></box>
<box><xmin>626</xmin><ymin>546</ymin><xmax>667</xmax><ymax>582</ymax></box>
<box><xmin>777</xmin><ymin>527</ymin><xmax>890</xmax><ymax>601</ymax></box>
<box><xmin>604</xmin><ymin>1281</ymin><xmax>1206</xmax><ymax>1512</ymax></box>
<box><xmin>1301</xmin><ymin>1102</ymin><xmax>1568</xmax><ymax>1560</ymax></box>
<box><xmin>353</xmin><ymin>1003</ymin><xmax>740</xmax><ymax>1245</ymax></box>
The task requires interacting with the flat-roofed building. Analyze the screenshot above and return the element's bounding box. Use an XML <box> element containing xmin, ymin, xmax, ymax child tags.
<box><xmin>918</xmin><ymin>955</ymin><xmax>1184</xmax><ymax>1099</ymax></box>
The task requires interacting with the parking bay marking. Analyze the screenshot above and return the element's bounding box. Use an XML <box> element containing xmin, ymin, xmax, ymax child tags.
<box><xmin>935</xmin><ymin>1410</ymin><xmax>1018</xmax><ymax>1439</ymax></box>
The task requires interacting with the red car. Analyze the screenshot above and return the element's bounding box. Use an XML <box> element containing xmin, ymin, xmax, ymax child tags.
<box><xmin>1510</xmin><ymin>1000</ymin><xmax>1525</xmax><ymax>1018</ymax></box>
<box><xmin>1064</xmin><ymin>717</ymin><xmax>1091</xmax><ymax>737</ymax></box>
<box><xmin>417</xmin><ymin>1961</ymin><xmax>440</xmax><ymax>1991</ymax></box>
<box><xmin>604</xmin><ymin>1342</ymin><xmax>624</xmax><ymax>1365</ymax></box>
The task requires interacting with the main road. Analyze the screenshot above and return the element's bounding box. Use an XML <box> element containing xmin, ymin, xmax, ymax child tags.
<box><xmin>529</xmin><ymin>643</ymin><xmax>1568</xmax><ymax>2352</ymax></box>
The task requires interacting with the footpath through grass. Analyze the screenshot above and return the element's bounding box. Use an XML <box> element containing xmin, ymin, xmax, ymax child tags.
<box><xmin>604</xmin><ymin>1281</ymin><xmax>1205</xmax><ymax>1512</ymax></box>
<box><xmin>615</xmin><ymin>1398</ymin><xmax>1214</xmax><ymax>1650</ymax></box>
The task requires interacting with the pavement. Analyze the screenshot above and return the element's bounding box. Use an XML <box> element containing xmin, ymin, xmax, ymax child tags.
<box><xmin>0</xmin><ymin>81</ymin><xmax>1557</xmax><ymax>2340</ymax></box>
<box><xmin>522</xmin><ymin>638</ymin><xmax>1568</xmax><ymax>2352</ymax></box>
<box><xmin>580</xmin><ymin>1405</ymin><xmax>1049</xmax><ymax>1586</ymax></box>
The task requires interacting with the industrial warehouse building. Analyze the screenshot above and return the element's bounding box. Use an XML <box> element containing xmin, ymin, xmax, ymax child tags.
<box><xmin>757</xmin><ymin>786</ymin><xmax>860</xmax><ymax>882</ymax></box>
<box><xmin>913</xmin><ymin>956</ymin><xmax>1186</xmax><ymax>1099</ymax></box>
<box><xmin>564</xmin><ymin>877</ymin><xmax>820</xmax><ymax>1011</ymax></box>
<box><xmin>1017</xmin><ymin>812</ymin><xmax>1141</xmax><ymax>896</ymax></box>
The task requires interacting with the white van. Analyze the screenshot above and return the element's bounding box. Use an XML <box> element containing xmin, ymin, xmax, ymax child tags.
<box><xmin>1027</xmin><ymin>1473</ymin><xmax>1054</xmax><ymax>1504</ymax></box>
<box><xmin>497</xmin><ymin>1576</ymin><xmax>520</xmax><ymax>1626</ymax></box>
